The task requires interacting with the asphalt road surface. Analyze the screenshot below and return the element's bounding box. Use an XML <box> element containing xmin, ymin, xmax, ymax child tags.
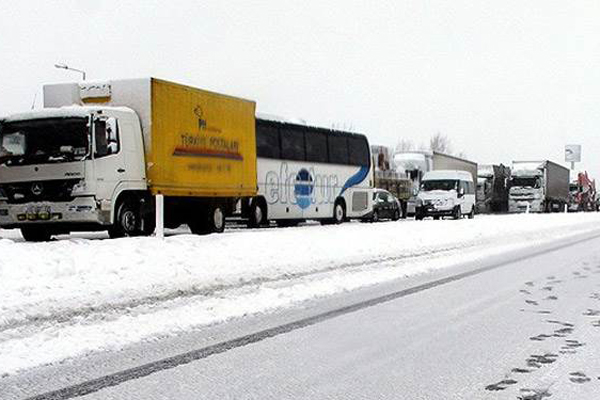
<box><xmin>7</xmin><ymin>231</ymin><xmax>600</xmax><ymax>400</ymax></box>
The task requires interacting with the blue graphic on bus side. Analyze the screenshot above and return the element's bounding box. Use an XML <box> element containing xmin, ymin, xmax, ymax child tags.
<box><xmin>294</xmin><ymin>168</ymin><xmax>314</xmax><ymax>209</ymax></box>
<box><xmin>339</xmin><ymin>165</ymin><xmax>370</xmax><ymax>196</ymax></box>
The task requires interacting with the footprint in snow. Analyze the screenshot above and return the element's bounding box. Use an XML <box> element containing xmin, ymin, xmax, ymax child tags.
<box><xmin>518</xmin><ymin>388</ymin><xmax>552</xmax><ymax>400</ymax></box>
<box><xmin>525</xmin><ymin>299</ymin><xmax>539</xmax><ymax>306</ymax></box>
<box><xmin>583</xmin><ymin>309</ymin><xmax>600</xmax><ymax>316</ymax></box>
<box><xmin>485</xmin><ymin>379</ymin><xmax>518</xmax><ymax>391</ymax></box>
<box><xmin>569</xmin><ymin>371</ymin><xmax>591</xmax><ymax>384</ymax></box>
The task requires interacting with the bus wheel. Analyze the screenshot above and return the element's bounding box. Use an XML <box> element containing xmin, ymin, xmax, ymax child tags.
<box><xmin>333</xmin><ymin>201</ymin><xmax>345</xmax><ymax>224</ymax></box>
<box><xmin>21</xmin><ymin>227</ymin><xmax>52</xmax><ymax>242</ymax></box>
<box><xmin>248</xmin><ymin>199</ymin><xmax>266</xmax><ymax>228</ymax></box>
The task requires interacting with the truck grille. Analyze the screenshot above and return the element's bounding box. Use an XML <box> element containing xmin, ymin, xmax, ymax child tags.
<box><xmin>0</xmin><ymin>179</ymin><xmax>80</xmax><ymax>204</ymax></box>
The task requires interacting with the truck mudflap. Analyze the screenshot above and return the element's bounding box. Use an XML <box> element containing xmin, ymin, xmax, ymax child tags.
<box><xmin>0</xmin><ymin>197</ymin><xmax>109</xmax><ymax>228</ymax></box>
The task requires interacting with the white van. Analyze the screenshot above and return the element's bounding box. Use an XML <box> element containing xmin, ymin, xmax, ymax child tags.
<box><xmin>415</xmin><ymin>170</ymin><xmax>476</xmax><ymax>220</ymax></box>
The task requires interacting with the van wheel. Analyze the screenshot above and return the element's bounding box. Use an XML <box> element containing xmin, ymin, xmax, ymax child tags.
<box><xmin>109</xmin><ymin>200</ymin><xmax>142</xmax><ymax>238</ymax></box>
<box><xmin>333</xmin><ymin>201</ymin><xmax>345</xmax><ymax>224</ymax></box>
<box><xmin>468</xmin><ymin>207</ymin><xmax>475</xmax><ymax>219</ymax></box>
<box><xmin>248</xmin><ymin>200</ymin><xmax>266</xmax><ymax>228</ymax></box>
<box><xmin>21</xmin><ymin>227</ymin><xmax>52</xmax><ymax>242</ymax></box>
<box><xmin>453</xmin><ymin>206</ymin><xmax>461</xmax><ymax>220</ymax></box>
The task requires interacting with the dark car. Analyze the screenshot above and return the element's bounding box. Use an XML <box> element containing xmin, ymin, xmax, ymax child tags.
<box><xmin>365</xmin><ymin>189</ymin><xmax>402</xmax><ymax>222</ymax></box>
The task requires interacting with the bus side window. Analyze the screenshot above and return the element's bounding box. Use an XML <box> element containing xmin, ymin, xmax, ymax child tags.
<box><xmin>348</xmin><ymin>136</ymin><xmax>369</xmax><ymax>166</ymax></box>
<box><xmin>280</xmin><ymin>128</ymin><xmax>305</xmax><ymax>161</ymax></box>
<box><xmin>328</xmin><ymin>134</ymin><xmax>348</xmax><ymax>165</ymax></box>
<box><xmin>305</xmin><ymin>129</ymin><xmax>328</xmax><ymax>163</ymax></box>
<box><xmin>256</xmin><ymin>123</ymin><xmax>280</xmax><ymax>159</ymax></box>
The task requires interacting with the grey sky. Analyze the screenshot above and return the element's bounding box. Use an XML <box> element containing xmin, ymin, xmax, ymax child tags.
<box><xmin>1</xmin><ymin>0</ymin><xmax>599</xmax><ymax>177</ymax></box>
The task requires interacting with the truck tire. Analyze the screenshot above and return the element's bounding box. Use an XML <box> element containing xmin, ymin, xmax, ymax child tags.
<box><xmin>189</xmin><ymin>205</ymin><xmax>226</xmax><ymax>234</ymax></box>
<box><xmin>468</xmin><ymin>206</ymin><xmax>475</xmax><ymax>219</ymax></box>
<box><xmin>248</xmin><ymin>199</ymin><xmax>267</xmax><ymax>228</ymax></box>
<box><xmin>109</xmin><ymin>200</ymin><xmax>142</xmax><ymax>238</ymax></box>
<box><xmin>372</xmin><ymin>210</ymin><xmax>379</xmax><ymax>223</ymax></box>
<box><xmin>415</xmin><ymin>208</ymin><xmax>424</xmax><ymax>221</ymax></box>
<box><xmin>400</xmin><ymin>201</ymin><xmax>407</xmax><ymax>219</ymax></box>
<box><xmin>333</xmin><ymin>201</ymin><xmax>346</xmax><ymax>224</ymax></box>
<box><xmin>208</xmin><ymin>205</ymin><xmax>226</xmax><ymax>233</ymax></box>
<box><xmin>21</xmin><ymin>227</ymin><xmax>52</xmax><ymax>242</ymax></box>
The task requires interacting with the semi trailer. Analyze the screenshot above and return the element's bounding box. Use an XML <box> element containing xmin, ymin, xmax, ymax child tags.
<box><xmin>508</xmin><ymin>160</ymin><xmax>569</xmax><ymax>213</ymax></box>
<box><xmin>476</xmin><ymin>164</ymin><xmax>510</xmax><ymax>213</ymax></box>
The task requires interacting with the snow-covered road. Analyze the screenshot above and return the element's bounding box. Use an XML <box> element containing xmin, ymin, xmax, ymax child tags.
<box><xmin>68</xmin><ymin>230</ymin><xmax>600</xmax><ymax>400</ymax></box>
<box><xmin>1</xmin><ymin>213</ymin><xmax>600</xmax><ymax>385</ymax></box>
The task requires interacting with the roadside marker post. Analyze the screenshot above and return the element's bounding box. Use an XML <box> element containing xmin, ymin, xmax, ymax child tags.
<box><xmin>156</xmin><ymin>194</ymin><xmax>164</xmax><ymax>240</ymax></box>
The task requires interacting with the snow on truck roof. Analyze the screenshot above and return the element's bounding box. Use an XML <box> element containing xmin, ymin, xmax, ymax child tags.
<box><xmin>1</xmin><ymin>106</ymin><xmax>134</xmax><ymax>122</ymax></box>
<box><xmin>423</xmin><ymin>170</ymin><xmax>473</xmax><ymax>182</ymax></box>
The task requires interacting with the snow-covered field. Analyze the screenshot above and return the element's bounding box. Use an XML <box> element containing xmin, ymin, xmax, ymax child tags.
<box><xmin>1</xmin><ymin>213</ymin><xmax>600</xmax><ymax>376</ymax></box>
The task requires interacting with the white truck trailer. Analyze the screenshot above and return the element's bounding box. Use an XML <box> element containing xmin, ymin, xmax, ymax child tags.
<box><xmin>508</xmin><ymin>160</ymin><xmax>570</xmax><ymax>213</ymax></box>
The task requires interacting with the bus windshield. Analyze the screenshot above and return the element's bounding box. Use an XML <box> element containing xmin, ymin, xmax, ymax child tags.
<box><xmin>0</xmin><ymin>118</ymin><xmax>90</xmax><ymax>166</ymax></box>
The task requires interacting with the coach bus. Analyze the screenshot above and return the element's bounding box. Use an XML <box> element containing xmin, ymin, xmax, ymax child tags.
<box><xmin>243</xmin><ymin>117</ymin><xmax>373</xmax><ymax>227</ymax></box>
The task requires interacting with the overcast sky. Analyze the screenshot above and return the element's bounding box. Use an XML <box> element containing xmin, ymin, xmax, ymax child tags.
<box><xmin>1</xmin><ymin>0</ymin><xmax>599</xmax><ymax>177</ymax></box>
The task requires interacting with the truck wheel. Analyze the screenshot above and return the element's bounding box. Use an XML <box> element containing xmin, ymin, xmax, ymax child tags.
<box><xmin>21</xmin><ymin>227</ymin><xmax>52</xmax><ymax>242</ymax></box>
<box><xmin>208</xmin><ymin>205</ymin><xmax>226</xmax><ymax>233</ymax></box>
<box><xmin>468</xmin><ymin>206</ymin><xmax>475</xmax><ymax>219</ymax></box>
<box><xmin>248</xmin><ymin>200</ymin><xmax>266</xmax><ymax>228</ymax></box>
<box><xmin>415</xmin><ymin>208</ymin><xmax>424</xmax><ymax>221</ymax></box>
<box><xmin>109</xmin><ymin>200</ymin><xmax>142</xmax><ymax>238</ymax></box>
<box><xmin>372</xmin><ymin>210</ymin><xmax>379</xmax><ymax>223</ymax></box>
<box><xmin>333</xmin><ymin>201</ymin><xmax>345</xmax><ymax>224</ymax></box>
<box><xmin>453</xmin><ymin>206</ymin><xmax>461</xmax><ymax>220</ymax></box>
<box><xmin>400</xmin><ymin>201</ymin><xmax>407</xmax><ymax>219</ymax></box>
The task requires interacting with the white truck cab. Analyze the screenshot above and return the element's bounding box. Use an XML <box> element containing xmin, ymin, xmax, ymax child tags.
<box><xmin>415</xmin><ymin>170</ymin><xmax>476</xmax><ymax>220</ymax></box>
<box><xmin>0</xmin><ymin>106</ymin><xmax>148</xmax><ymax>240</ymax></box>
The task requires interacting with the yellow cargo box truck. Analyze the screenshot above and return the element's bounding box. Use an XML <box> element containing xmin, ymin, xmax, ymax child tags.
<box><xmin>0</xmin><ymin>78</ymin><xmax>257</xmax><ymax>240</ymax></box>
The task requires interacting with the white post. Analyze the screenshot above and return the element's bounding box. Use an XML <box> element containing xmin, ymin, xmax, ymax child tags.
<box><xmin>526</xmin><ymin>203</ymin><xmax>530</xmax><ymax>214</ymax></box>
<box><xmin>564</xmin><ymin>203</ymin><xmax>568</xmax><ymax>213</ymax></box>
<box><xmin>155</xmin><ymin>194</ymin><xmax>164</xmax><ymax>240</ymax></box>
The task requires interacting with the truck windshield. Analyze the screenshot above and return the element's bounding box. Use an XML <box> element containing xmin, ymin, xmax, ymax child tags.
<box><xmin>0</xmin><ymin>118</ymin><xmax>89</xmax><ymax>166</ymax></box>
<box><xmin>421</xmin><ymin>179</ymin><xmax>458</xmax><ymax>191</ymax></box>
<box><xmin>511</xmin><ymin>177</ymin><xmax>540</xmax><ymax>188</ymax></box>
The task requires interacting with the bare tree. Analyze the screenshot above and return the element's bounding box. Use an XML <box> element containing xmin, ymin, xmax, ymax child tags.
<box><xmin>395</xmin><ymin>139</ymin><xmax>414</xmax><ymax>153</ymax></box>
<box><xmin>429</xmin><ymin>132</ymin><xmax>452</xmax><ymax>154</ymax></box>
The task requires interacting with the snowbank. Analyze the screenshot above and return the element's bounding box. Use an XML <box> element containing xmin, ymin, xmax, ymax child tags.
<box><xmin>1</xmin><ymin>213</ymin><xmax>600</xmax><ymax>375</ymax></box>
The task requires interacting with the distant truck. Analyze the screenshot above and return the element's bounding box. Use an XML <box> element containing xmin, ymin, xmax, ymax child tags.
<box><xmin>508</xmin><ymin>160</ymin><xmax>569</xmax><ymax>213</ymax></box>
<box><xmin>568</xmin><ymin>171</ymin><xmax>597</xmax><ymax>212</ymax></box>
<box><xmin>476</xmin><ymin>164</ymin><xmax>510</xmax><ymax>213</ymax></box>
<box><xmin>371</xmin><ymin>145</ymin><xmax>411</xmax><ymax>217</ymax></box>
<box><xmin>393</xmin><ymin>151</ymin><xmax>477</xmax><ymax>215</ymax></box>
